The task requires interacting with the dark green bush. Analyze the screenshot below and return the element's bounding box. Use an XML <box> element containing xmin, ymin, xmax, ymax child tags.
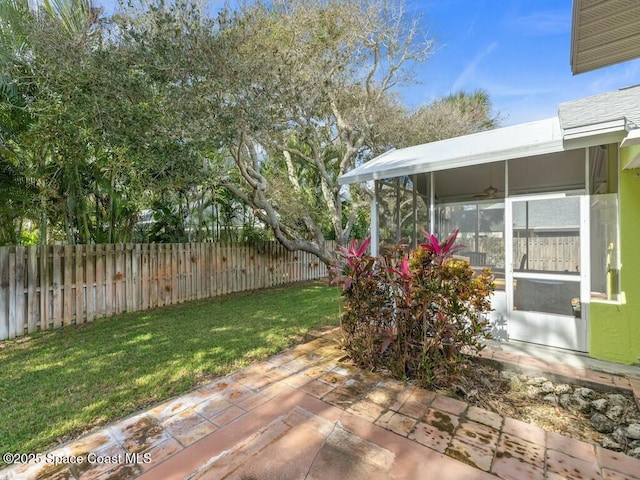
<box><xmin>335</xmin><ymin>231</ymin><xmax>494</xmax><ymax>388</ymax></box>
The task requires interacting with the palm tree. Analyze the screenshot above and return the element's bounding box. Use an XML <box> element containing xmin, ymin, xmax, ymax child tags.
<box><xmin>405</xmin><ymin>90</ymin><xmax>501</xmax><ymax>145</ymax></box>
<box><xmin>42</xmin><ymin>0</ymin><xmax>100</xmax><ymax>39</ymax></box>
<box><xmin>0</xmin><ymin>0</ymin><xmax>104</xmax><ymax>244</ymax></box>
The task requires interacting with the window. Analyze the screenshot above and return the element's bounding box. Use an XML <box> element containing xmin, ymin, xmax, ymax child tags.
<box><xmin>435</xmin><ymin>200</ymin><xmax>505</xmax><ymax>289</ymax></box>
<box><xmin>589</xmin><ymin>145</ymin><xmax>620</xmax><ymax>302</ymax></box>
<box><xmin>590</xmin><ymin>194</ymin><xmax>620</xmax><ymax>301</ymax></box>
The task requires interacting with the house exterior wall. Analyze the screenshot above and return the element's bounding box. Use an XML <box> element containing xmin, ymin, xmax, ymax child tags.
<box><xmin>590</xmin><ymin>144</ymin><xmax>640</xmax><ymax>364</ymax></box>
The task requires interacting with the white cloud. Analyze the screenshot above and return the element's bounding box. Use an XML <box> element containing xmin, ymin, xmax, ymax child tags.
<box><xmin>451</xmin><ymin>42</ymin><xmax>498</xmax><ymax>91</ymax></box>
<box><xmin>463</xmin><ymin>14</ymin><xmax>478</xmax><ymax>40</ymax></box>
<box><xmin>483</xmin><ymin>83</ymin><xmax>556</xmax><ymax>98</ymax></box>
<box><xmin>497</xmin><ymin>99</ymin><xmax>558</xmax><ymax>126</ymax></box>
<box><xmin>585</xmin><ymin>59</ymin><xmax>640</xmax><ymax>93</ymax></box>
<box><xmin>505</xmin><ymin>11</ymin><xmax>571</xmax><ymax>36</ymax></box>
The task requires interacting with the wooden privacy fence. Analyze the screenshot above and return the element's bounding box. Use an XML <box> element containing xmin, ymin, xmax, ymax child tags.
<box><xmin>0</xmin><ymin>241</ymin><xmax>334</xmax><ymax>341</ymax></box>
<box><xmin>513</xmin><ymin>236</ymin><xmax>580</xmax><ymax>272</ymax></box>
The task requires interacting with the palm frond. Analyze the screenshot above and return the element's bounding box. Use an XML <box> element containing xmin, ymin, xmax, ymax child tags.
<box><xmin>42</xmin><ymin>0</ymin><xmax>99</xmax><ymax>37</ymax></box>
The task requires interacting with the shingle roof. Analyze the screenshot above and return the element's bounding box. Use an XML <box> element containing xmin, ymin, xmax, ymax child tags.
<box><xmin>558</xmin><ymin>85</ymin><xmax>640</xmax><ymax>129</ymax></box>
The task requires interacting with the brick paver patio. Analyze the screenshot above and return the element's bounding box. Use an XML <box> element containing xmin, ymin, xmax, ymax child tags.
<box><xmin>2</xmin><ymin>327</ymin><xmax>640</xmax><ymax>480</ymax></box>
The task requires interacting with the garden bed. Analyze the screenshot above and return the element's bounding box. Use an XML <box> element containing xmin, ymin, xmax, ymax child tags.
<box><xmin>439</xmin><ymin>360</ymin><xmax>640</xmax><ymax>458</ymax></box>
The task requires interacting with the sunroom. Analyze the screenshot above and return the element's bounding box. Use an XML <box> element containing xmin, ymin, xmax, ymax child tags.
<box><xmin>339</xmin><ymin>87</ymin><xmax>640</xmax><ymax>358</ymax></box>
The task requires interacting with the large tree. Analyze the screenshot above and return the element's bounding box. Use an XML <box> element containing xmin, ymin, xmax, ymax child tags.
<box><xmin>211</xmin><ymin>0</ymin><xmax>435</xmax><ymax>265</ymax></box>
<box><xmin>0</xmin><ymin>0</ymin><xmax>499</xmax><ymax>251</ymax></box>
<box><xmin>0</xmin><ymin>0</ymin><xmax>223</xmax><ymax>243</ymax></box>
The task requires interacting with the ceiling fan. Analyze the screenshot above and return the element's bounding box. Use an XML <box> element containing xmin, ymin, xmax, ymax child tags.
<box><xmin>474</xmin><ymin>184</ymin><xmax>504</xmax><ymax>199</ymax></box>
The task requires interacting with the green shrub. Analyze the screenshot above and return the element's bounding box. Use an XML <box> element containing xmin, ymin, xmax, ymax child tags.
<box><xmin>335</xmin><ymin>231</ymin><xmax>494</xmax><ymax>388</ymax></box>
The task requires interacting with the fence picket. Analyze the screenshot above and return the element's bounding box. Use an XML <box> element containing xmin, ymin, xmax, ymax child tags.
<box><xmin>247</xmin><ymin>244</ymin><xmax>253</xmax><ymax>292</ymax></box>
<box><xmin>106</xmin><ymin>244</ymin><xmax>114</xmax><ymax>316</ymax></box>
<box><xmin>51</xmin><ymin>246</ymin><xmax>62</xmax><ymax>326</ymax></box>
<box><xmin>206</xmin><ymin>243</ymin><xmax>213</xmax><ymax>297</ymax></box>
<box><xmin>74</xmin><ymin>245</ymin><xmax>84</xmax><ymax>324</ymax></box>
<box><xmin>168</xmin><ymin>244</ymin><xmax>174</xmax><ymax>302</ymax></box>
<box><xmin>0</xmin><ymin>241</ymin><xmax>333</xmax><ymax>340</ymax></box>
<box><xmin>95</xmin><ymin>244</ymin><xmax>105</xmax><ymax>318</ymax></box>
<box><xmin>27</xmin><ymin>247</ymin><xmax>37</xmax><ymax>333</ymax></box>
<box><xmin>8</xmin><ymin>250</ymin><xmax>16</xmax><ymax>338</ymax></box>
<box><xmin>221</xmin><ymin>243</ymin><xmax>227</xmax><ymax>296</ymax></box>
<box><xmin>140</xmin><ymin>244</ymin><xmax>148</xmax><ymax>310</ymax></box>
<box><xmin>155</xmin><ymin>243</ymin><xmax>162</xmax><ymax>308</ymax></box>
<box><xmin>242</xmin><ymin>244</ymin><xmax>248</xmax><ymax>292</ymax></box>
<box><xmin>257</xmin><ymin>243</ymin><xmax>264</xmax><ymax>289</ymax></box>
<box><xmin>13</xmin><ymin>247</ymin><xmax>25</xmax><ymax>337</ymax></box>
<box><xmin>213</xmin><ymin>242</ymin><xmax>220</xmax><ymax>296</ymax></box>
<box><xmin>0</xmin><ymin>248</ymin><xmax>8</xmax><ymax>339</ymax></box>
<box><xmin>63</xmin><ymin>245</ymin><xmax>73</xmax><ymax>324</ymax></box>
<box><xmin>174</xmin><ymin>243</ymin><xmax>179</xmax><ymax>301</ymax></box>
<box><xmin>192</xmin><ymin>243</ymin><xmax>198</xmax><ymax>298</ymax></box>
<box><xmin>148</xmin><ymin>244</ymin><xmax>156</xmax><ymax>308</ymax></box>
<box><xmin>235</xmin><ymin>243</ymin><xmax>240</xmax><ymax>292</ymax></box>
<box><xmin>198</xmin><ymin>243</ymin><xmax>204</xmax><ymax>299</ymax></box>
<box><xmin>171</xmin><ymin>244</ymin><xmax>179</xmax><ymax>304</ymax></box>
<box><xmin>124</xmin><ymin>244</ymin><xmax>133</xmax><ymax>312</ymax></box>
<box><xmin>192</xmin><ymin>244</ymin><xmax>197</xmax><ymax>299</ymax></box>
<box><xmin>163</xmin><ymin>243</ymin><xmax>170</xmax><ymax>305</ymax></box>
<box><xmin>116</xmin><ymin>244</ymin><xmax>125</xmax><ymax>313</ymax></box>
<box><xmin>232</xmin><ymin>243</ymin><xmax>238</xmax><ymax>293</ymax></box>
<box><xmin>129</xmin><ymin>244</ymin><xmax>138</xmax><ymax>312</ymax></box>
<box><xmin>86</xmin><ymin>244</ymin><xmax>95</xmax><ymax>322</ymax></box>
<box><xmin>39</xmin><ymin>245</ymin><xmax>48</xmax><ymax>330</ymax></box>
<box><xmin>156</xmin><ymin>244</ymin><xmax>164</xmax><ymax>307</ymax></box>
<box><xmin>185</xmin><ymin>243</ymin><xmax>192</xmax><ymax>301</ymax></box>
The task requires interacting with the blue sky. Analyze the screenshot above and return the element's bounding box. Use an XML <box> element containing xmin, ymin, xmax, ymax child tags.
<box><xmin>407</xmin><ymin>0</ymin><xmax>640</xmax><ymax>125</ymax></box>
<box><xmin>99</xmin><ymin>0</ymin><xmax>640</xmax><ymax>127</ymax></box>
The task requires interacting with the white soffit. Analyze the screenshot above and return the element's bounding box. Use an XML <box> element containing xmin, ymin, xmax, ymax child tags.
<box><xmin>338</xmin><ymin>117</ymin><xmax>564</xmax><ymax>185</ymax></box>
<box><xmin>621</xmin><ymin>128</ymin><xmax>640</xmax><ymax>148</ymax></box>
<box><xmin>571</xmin><ymin>0</ymin><xmax>640</xmax><ymax>75</ymax></box>
<box><xmin>621</xmin><ymin>129</ymin><xmax>640</xmax><ymax>169</ymax></box>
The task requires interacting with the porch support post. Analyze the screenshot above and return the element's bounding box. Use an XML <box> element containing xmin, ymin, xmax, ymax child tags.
<box><xmin>580</xmin><ymin>147</ymin><xmax>591</xmax><ymax>349</ymax></box>
<box><xmin>429</xmin><ymin>172</ymin><xmax>435</xmax><ymax>233</ymax></box>
<box><xmin>412</xmin><ymin>175</ymin><xmax>418</xmax><ymax>248</ymax></box>
<box><xmin>504</xmin><ymin>160</ymin><xmax>513</xmax><ymax>339</ymax></box>
<box><xmin>395</xmin><ymin>178</ymin><xmax>401</xmax><ymax>243</ymax></box>
<box><xmin>371</xmin><ymin>182</ymin><xmax>379</xmax><ymax>257</ymax></box>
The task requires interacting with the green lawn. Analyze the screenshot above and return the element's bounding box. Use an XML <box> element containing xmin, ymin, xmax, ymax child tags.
<box><xmin>0</xmin><ymin>282</ymin><xmax>341</xmax><ymax>457</ymax></box>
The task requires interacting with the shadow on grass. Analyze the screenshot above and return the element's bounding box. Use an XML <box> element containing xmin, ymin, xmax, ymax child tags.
<box><xmin>0</xmin><ymin>282</ymin><xmax>341</xmax><ymax>455</ymax></box>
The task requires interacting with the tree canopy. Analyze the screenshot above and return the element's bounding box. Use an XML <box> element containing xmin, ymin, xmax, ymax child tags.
<box><xmin>0</xmin><ymin>0</ymin><xmax>499</xmax><ymax>262</ymax></box>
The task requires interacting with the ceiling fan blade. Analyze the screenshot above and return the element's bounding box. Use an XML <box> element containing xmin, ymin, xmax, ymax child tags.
<box><xmin>484</xmin><ymin>185</ymin><xmax>499</xmax><ymax>198</ymax></box>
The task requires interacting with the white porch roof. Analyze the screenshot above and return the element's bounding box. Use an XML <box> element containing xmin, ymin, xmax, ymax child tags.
<box><xmin>339</xmin><ymin>117</ymin><xmax>564</xmax><ymax>185</ymax></box>
<box><xmin>339</xmin><ymin>85</ymin><xmax>640</xmax><ymax>186</ymax></box>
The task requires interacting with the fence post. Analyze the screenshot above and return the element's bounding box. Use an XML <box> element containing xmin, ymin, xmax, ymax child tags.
<box><xmin>0</xmin><ymin>247</ymin><xmax>8</xmax><ymax>339</ymax></box>
<box><xmin>95</xmin><ymin>244</ymin><xmax>105</xmax><ymax>319</ymax></box>
<box><xmin>129</xmin><ymin>243</ymin><xmax>138</xmax><ymax>312</ymax></box>
<box><xmin>63</xmin><ymin>245</ymin><xmax>73</xmax><ymax>325</ymax></box>
<box><xmin>104</xmin><ymin>244</ymin><xmax>113</xmax><ymax>316</ymax></box>
<box><xmin>74</xmin><ymin>244</ymin><xmax>83</xmax><ymax>325</ymax></box>
<box><xmin>51</xmin><ymin>245</ymin><xmax>62</xmax><ymax>326</ymax></box>
<box><xmin>86</xmin><ymin>244</ymin><xmax>95</xmax><ymax>322</ymax></box>
<box><xmin>39</xmin><ymin>245</ymin><xmax>49</xmax><ymax>331</ymax></box>
<box><xmin>13</xmin><ymin>247</ymin><xmax>25</xmax><ymax>337</ymax></box>
<box><xmin>27</xmin><ymin>247</ymin><xmax>37</xmax><ymax>333</ymax></box>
